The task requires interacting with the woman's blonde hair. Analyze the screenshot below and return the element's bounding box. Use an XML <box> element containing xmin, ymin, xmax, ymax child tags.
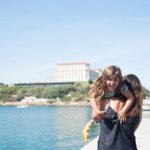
<box><xmin>89</xmin><ymin>65</ymin><xmax>123</xmax><ymax>101</ymax></box>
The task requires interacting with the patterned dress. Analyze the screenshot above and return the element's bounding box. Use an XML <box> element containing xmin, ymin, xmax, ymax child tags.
<box><xmin>97</xmin><ymin>103</ymin><xmax>139</xmax><ymax>150</ymax></box>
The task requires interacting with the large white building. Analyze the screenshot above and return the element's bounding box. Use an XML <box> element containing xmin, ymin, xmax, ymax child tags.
<box><xmin>56</xmin><ymin>62</ymin><xmax>101</xmax><ymax>82</ymax></box>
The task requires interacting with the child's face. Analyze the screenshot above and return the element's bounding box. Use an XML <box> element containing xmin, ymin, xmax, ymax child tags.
<box><xmin>105</xmin><ymin>76</ymin><xmax>120</xmax><ymax>92</ymax></box>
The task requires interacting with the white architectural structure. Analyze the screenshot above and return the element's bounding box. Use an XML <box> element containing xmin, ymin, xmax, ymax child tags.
<box><xmin>56</xmin><ymin>62</ymin><xmax>101</xmax><ymax>82</ymax></box>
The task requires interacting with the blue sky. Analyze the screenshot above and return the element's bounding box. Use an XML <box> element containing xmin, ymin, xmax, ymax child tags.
<box><xmin>0</xmin><ymin>0</ymin><xmax>150</xmax><ymax>89</ymax></box>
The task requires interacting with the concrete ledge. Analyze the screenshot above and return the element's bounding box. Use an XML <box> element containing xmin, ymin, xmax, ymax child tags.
<box><xmin>135</xmin><ymin>112</ymin><xmax>150</xmax><ymax>150</ymax></box>
<box><xmin>81</xmin><ymin>111</ymin><xmax>150</xmax><ymax>150</ymax></box>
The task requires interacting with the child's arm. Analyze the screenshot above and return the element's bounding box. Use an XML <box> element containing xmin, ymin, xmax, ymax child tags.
<box><xmin>117</xmin><ymin>90</ymin><xmax>134</xmax><ymax>123</ymax></box>
<box><xmin>90</xmin><ymin>97</ymin><xmax>106</xmax><ymax>118</ymax></box>
<box><xmin>92</xmin><ymin>109</ymin><xmax>103</xmax><ymax>122</ymax></box>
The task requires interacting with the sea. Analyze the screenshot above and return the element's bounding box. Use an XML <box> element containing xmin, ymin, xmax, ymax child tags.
<box><xmin>0</xmin><ymin>106</ymin><xmax>99</xmax><ymax>150</ymax></box>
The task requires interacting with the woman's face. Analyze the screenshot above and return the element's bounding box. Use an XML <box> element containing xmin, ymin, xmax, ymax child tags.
<box><xmin>105</xmin><ymin>76</ymin><xmax>120</xmax><ymax>92</ymax></box>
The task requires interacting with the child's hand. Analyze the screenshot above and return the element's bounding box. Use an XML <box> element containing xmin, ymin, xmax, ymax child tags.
<box><xmin>97</xmin><ymin>110</ymin><xmax>107</xmax><ymax>118</ymax></box>
<box><xmin>92</xmin><ymin>110</ymin><xmax>101</xmax><ymax>122</ymax></box>
<box><xmin>93</xmin><ymin>109</ymin><xmax>106</xmax><ymax>119</ymax></box>
<box><xmin>117</xmin><ymin>110</ymin><xmax>127</xmax><ymax>124</ymax></box>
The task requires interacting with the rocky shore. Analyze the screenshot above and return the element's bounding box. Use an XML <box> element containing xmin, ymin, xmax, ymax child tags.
<box><xmin>0</xmin><ymin>101</ymin><xmax>90</xmax><ymax>106</ymax></box>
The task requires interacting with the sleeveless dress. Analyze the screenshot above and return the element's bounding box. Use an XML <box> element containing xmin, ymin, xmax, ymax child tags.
<box><xmin>97</xmin><ymin>102</ymin><xmax>139</xmax><ymax>150</ymax></box>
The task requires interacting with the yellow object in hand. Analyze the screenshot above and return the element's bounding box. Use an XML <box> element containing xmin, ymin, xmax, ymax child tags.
<box><xmin>82</xmin><ymin>119</ymin><xmax>94</xmax><ymax>141</ymax></box>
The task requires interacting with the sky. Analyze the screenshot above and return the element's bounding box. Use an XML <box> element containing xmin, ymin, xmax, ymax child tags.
<box><xmin>0</xmin><ymin>0</ymin><xmax>150</xmax><ymax>89</ymax></box>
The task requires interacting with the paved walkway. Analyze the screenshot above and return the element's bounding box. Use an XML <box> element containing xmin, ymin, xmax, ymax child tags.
<box><xmin>81</xmin><ymin>111</ymin><xmax>150</xmax><ymax>150</ymax></box>
<box><xmin>135</xmin><ymin>111</ymin><xmax>150</xmax><ymax>150</ymax></box>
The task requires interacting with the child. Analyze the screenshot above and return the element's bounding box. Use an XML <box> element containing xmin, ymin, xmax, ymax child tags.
<box><xmin>89</xmin><ymin>65</ymin><xmax>135</xmax><ymax>123</ymax></box>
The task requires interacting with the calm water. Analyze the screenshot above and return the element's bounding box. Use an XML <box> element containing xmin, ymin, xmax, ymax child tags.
<box><xmin>0</xmin><ymin>106</ymin><xmax>99</xmax><ymax>150</ymax></box>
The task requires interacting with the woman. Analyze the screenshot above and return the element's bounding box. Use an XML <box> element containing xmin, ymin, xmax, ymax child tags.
<box><xmin>91</xmin><ymin>74</ymin><xmax>143</xmax><ymax>150</ymax></box>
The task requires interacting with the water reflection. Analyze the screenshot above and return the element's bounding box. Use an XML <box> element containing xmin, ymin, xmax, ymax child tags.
<box><xmin>54</xmin><ymin>106</ymin><xmax>92</xmax><ymax>149</ymax></box>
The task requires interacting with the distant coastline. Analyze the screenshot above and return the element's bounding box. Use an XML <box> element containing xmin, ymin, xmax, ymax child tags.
<box><xmin>0</xmin><ymin>101</ymin><xmax>90</xmax><ymax>106</ymax></box>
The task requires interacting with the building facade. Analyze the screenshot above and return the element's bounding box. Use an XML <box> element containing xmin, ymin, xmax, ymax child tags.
<box><xmin>56</xmin><ymin>62</ymin><xmax>101</xmax><ymax>82</ymax></box>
